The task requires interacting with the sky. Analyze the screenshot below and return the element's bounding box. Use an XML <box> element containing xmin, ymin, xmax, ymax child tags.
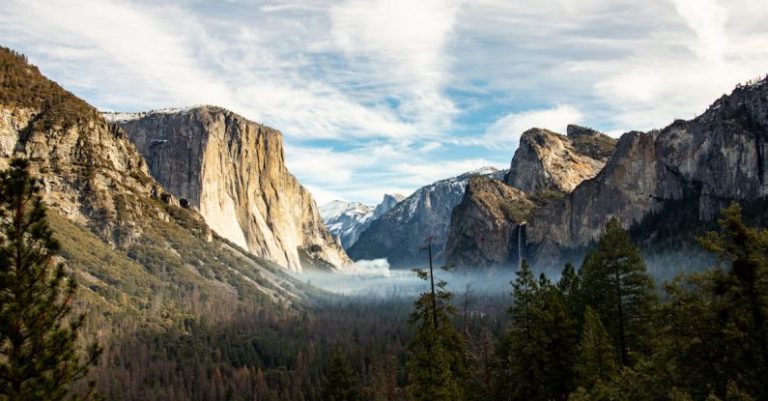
<box><xmin>1</xmin><ymin>0</ymin><xmax>767</xmax><ymax>205</ymax></box>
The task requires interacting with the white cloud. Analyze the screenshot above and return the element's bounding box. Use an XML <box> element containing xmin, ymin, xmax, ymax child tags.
<box><xmin>670</xmin><ymin>0</ymin><xmax>728</xmax><ymax>63</ymax></box>
<box><xmin>329</xmin><ymin>0</ymin><xmax>461</xmax><ymax>133</ymax></box>
<box><xmin>3</xmin><ymin>0</ymin><xmax>767</xmax><ymax>206</ymax></box>
<box><xmin>478</xmin><ymin>105</ymin><xmax>583</xmax><ymax>148</ymax></box>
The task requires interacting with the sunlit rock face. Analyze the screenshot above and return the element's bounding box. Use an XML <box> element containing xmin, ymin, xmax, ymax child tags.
<box><xmin>505</xmin><ymin>126</ymin><xmax>616</xmax><ymax>194</ymax></box>
<box><xmin>444</xmin><ymin>127</ymin><xmax>615</xmax><ymax>270</ymax></box>
<box><xmin>112</xmin><ymin>106</ymin><xmax>350</xmax><ymax>272</ymax></box>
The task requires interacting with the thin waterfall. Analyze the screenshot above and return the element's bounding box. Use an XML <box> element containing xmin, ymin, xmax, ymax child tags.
<box><xmin>517</xmin><ymin>223</ymin><xmax>525</xmax><ymax>270</ymax></box>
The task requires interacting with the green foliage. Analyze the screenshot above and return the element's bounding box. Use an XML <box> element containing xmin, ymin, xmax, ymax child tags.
<box><xmin>573</xmin><ymin>307</ymin><xmax>617</xmax><ymax>388</ymax></box>
<box><xmin>406</xmin><ymin>265</ymin><xmax>465</xmax><ymax>401</ymax></box>
<box><xmin>0</xmin><ymin>159</ymin><xmax>100</xmax><ymax>401</ymax></box>
<box><xmin>577</xmin><ymin>218</ymin><xmax>658</xmax><ymax>366</ymax></box>
<box><xmin>494</xmin><ymin>261</ymin><xmax>578</xmax><ymax>401</ymax></box>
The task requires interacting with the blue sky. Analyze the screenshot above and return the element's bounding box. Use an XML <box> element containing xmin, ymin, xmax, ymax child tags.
<box><xmin>2</xmin><ymin>0</ymin><xmax>767</xmax><ymax>205</ymax></box>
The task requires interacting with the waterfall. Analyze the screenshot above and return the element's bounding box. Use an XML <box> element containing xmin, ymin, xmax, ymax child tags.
<box><xmin>517</xmin><ymin>223</ymin><xmax>525</xmax><ymax>270</ymax></box>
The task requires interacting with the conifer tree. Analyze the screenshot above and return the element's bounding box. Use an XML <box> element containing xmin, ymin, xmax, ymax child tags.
<box><xmin>405</xmin><ymin>245</ymin><xmax>464</xmax><ymax>401</ymax></box>
<box><xmin>495</xmin><ymin>261</ymin><xmax>578</xmax><ymax>401</ymax></box>
<box><xmin>574</xmin><ymin>307</ymin><xmax>618</xmax><ymax>388</ymax></box>
<box><xmin>698</xmin><ymin>203</ymin><xmax>768</xmax><ymax>381</ymax></box>
<box><xmin>0</xmin><ymin>159</ymin><xmax>100</xmax><ymax>401</ymax></box>
<box><xmin>578</xmin><ymin>218</ymin><xmax>657</xmax><ymax>366</ymax></box>
<box><xmin>322</xmin><ymin>347</ymin><xmax>360</xmax><ymax>401</ymax></box>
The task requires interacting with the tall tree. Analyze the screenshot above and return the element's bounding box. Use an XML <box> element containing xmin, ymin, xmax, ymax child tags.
<box><xmin>657</xmin><ymin>202</ymin><xmax>768</xmax><ymax>400</ymax></box>
<box><xmin>0</xmin><ymin>159</ymin><xmax>100</xmax><ymax>401</ymax></box>
<box><xmin>573</xmin><ymin>307</ymin><xmax>618</xmax><ymax>388</ymax></box>
<box><xmin>405</xmin><ymin>239</ymin><xmax>464</xmax><ymax>401</ymax></box>
<box><xmin>698</xmin><ymin>202</ymin><xmax>768</xmax><ymax>379</ymax></box>
<box><xmin>495</xmin><ymin>261</ymin><xmax>578</xmax><ymax>401</ymax></box>
<box><xmin>578</xmin><ymin>218</ymin><xmax>657</xmax><ymax>366</ymax></box>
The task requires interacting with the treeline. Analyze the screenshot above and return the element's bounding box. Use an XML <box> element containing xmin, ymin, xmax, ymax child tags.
<box><xmin>90</xmin><ymin>204</ymin><xmax>765</xmax><ymax>401</ymax></box>
<box><xmin>392</xmin><ymin>204</ymin><xmax>768</xmax><ymax>401</ymax></box>
<box><xmin>319</xmin><ymin>207</ymin><xmax>768</xmax><ymax>401</ymax></box>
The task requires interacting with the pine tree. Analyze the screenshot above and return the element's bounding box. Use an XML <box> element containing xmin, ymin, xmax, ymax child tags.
<box><xmin>0</xmin><ymin>159</ymin><xmax>100</xmax><ymax>401</ymax></box>
<box><xmin>405</xmin><ymin>241</ymin><xmax>464</xmax><ymax>401</ymax></box>
<box><xmin>578</xmin><ymin>218</ymin><xmax>657</xmax><ymax>366</ymax></box>
<box><xmin>698</xmin><ymin>203</ymin><xmax>768</xmax><ymax>383</ymax></box>
<box><xmin>656</xmin><ymin>202</ymin><xmax>768</xmax><ymax>400</ymax></box>
<box><xmin>494</xmin><ymin>261</ymin><xmax>578</xmax><ymax>401</ymax></box>
<box><xmin>574</xmin><ymin>307</ymin><xmax>617</xmax><ymax>387</ymax></box>
<box><xmin>322</xmin><ymin>347</ymin><xmax>360</xmax><ymax>401</ymax></box>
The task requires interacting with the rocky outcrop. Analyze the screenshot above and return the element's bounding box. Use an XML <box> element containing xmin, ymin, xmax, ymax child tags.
<box><xmin>505</xmin><ymin>127</ymin><xmax>616</xmax><ymax>194</ymax></box>
<box><xmin>373</xmin><ymin>193</ymin><xmax>405</xmax><ymax>219</ymax></box>
<box><xmin>444</xmin><ymin>177</ymin><xmax>533</xmax><ymax>268</ymax></box>
<box><xmin>113</xmin><ymin>107</ymin><xmax>350</xmax><ymax>271</ymax></box>
<box><xmin>526</xmin><ymin>77</ymin><xmax>768</xmax><ymax>266</ymax></box>
<box><xmin>348</xmin><ymin>167</ymin><xmax>506</xmax><ymax>268</ymax></box>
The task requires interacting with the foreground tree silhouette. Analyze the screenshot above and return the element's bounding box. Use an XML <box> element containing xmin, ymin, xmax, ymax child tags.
<box><xmin>0</xmin><ymin>159</ymin><xmax>100</xmax><ymax>401</ymax></box>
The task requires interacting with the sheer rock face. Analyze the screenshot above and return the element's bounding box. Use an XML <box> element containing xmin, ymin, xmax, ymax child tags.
<box><xmin>505</xmin><ymin>127</ymin><xmax>616</xmax><ymax>194</ymax></box>
<box><xmin>444</xmin><ymin>177</ymin><xmax>533</xmax><ymax>268</ymax></box>
<box><xmin>115</xmin><ymin>107</ymin><xmax>350</xmax><ymax>271</ymax></box>
<box><xmin>526</xmin><ymin>78</ymin><xmax>768</xmax><ymax>266</ymax></box>
<box><xmin>348</xmin><ymin>167</ymin><xmax>506</xmax><ymax>268</ymax></box>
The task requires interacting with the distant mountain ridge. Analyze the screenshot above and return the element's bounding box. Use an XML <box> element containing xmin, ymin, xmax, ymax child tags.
<box><xmin>347</xmin><ymin>167</ymin><xmax>506</xmax><ymax>268</ymax></box>
<box><xmin>320</xmin><ymin>193</ymin><xmax>405</xmax><ymax>249</ymax></box>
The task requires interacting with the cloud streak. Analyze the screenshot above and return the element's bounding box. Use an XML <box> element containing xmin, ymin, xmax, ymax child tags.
<box><xmin>1</xmin><ymin>0</ymin><xmax>767</xmax><ymax>204</ymax></box>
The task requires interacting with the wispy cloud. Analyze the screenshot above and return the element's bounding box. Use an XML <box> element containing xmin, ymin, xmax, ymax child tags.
<box><xmin>475</xmin><ymin>105</ymin><xmax>583</xmax><ymax>149</ymax></box>
<box><xmin>1</xmin><ymin>0</ymin><xmax>766</xmax><ymax>204</ymax></box>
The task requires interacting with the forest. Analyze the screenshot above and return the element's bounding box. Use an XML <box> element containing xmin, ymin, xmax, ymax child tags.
<box><xmin>1</xmin><ymin>158</ymin><xmax>767</xmax><ymax>401</ymax></box>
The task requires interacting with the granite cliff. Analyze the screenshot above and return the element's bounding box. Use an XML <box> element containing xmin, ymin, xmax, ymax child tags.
<box><xmin>109</xmin><ymin>107</ymin><xmax>350</xmax><ymax>271</ymax></box>
<box><xmin>445</xmin><ymin>126</ymin><xmax>615</xmax><ymax>268</ymax></box>
<box><xmin>444</xmin><ymin>177</ymin><xmax>533</xmax><ymax>268</ymax></box>
<box><xmin>505</xmin><ymin>126</ymin><xmax>615</xmax><ymax>193</ymax></box>
<box><xmin>526</xmin><ymin>77</ymin><xmax>768</xmax><ymax>266</ymax></box>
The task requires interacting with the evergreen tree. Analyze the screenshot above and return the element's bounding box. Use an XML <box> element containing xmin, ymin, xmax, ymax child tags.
<box><xmin>322</xmin><ymin>347</ymin><xmax>360</xmax><ymax>401</ymax></box>
<box><xmin>405</xmin><ymin>257</ymin><xmax>464</xmax><ymax>401</ymax></box>
<box><xmin>0</xmin><ymin>159</ymin><xmax>100</xmax><ymax>401</ymax></box>
<box><xmin>698</xmin><ymin>202</ymin><xmax>768</xmax><ymax>385</ymax></box>
<box><xmin>574</xmin><ymin>307</ymin><xmax>617</xmax><ymax>388</ymax></box>
<box><xmin>494</xmin><ymin>261</ymin><xmax>578</xmax><ymax>401</ymax></box>
<box><xmin>657</xmin><ymin>203</ymin><xmax>766</xmax><ymax>400</ymax></box>
<box><xmin>578</xmin><ymin>218</ymin><xmax>657</xmax><ymax>366</ymax></box>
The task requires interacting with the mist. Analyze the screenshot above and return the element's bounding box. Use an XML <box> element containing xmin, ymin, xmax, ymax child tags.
<box><xmin>294</xmin><ymin>259</ymin><xmax>523</xmax><ymax>298</ymax></box>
